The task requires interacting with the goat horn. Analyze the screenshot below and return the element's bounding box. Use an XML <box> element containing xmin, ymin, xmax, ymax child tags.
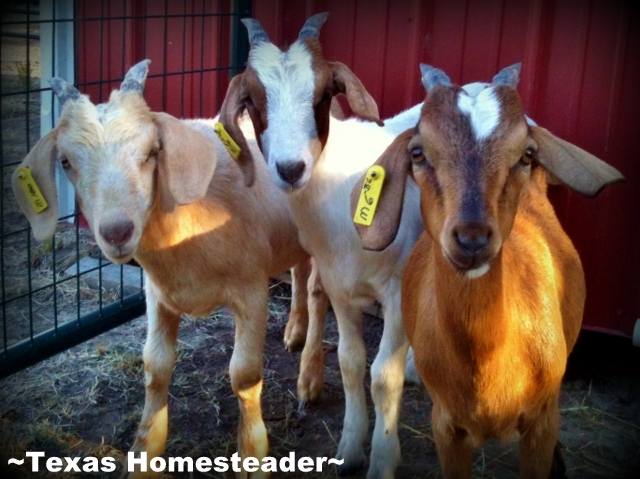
<box><xmin>492</xmin><ymin>63</ymin><xmax>522</xmax><ymax>87</ymax></box>
<box><xmin>420</xmin><ymin>63</ymin><xmax>452</xmax><ymax>92</ymax></box>
<box><xmin>241</xmin><ymin>18</ymin><xmax>270</xmax><ymax>46</ymax></box>
<box><xmin>298</xmin><ymin>12</ymin><xmax>329</xmax><ymax>40</ymax></box>
<box><xmin>121</xmin><ymin>59</ymin><xmax>151</xmax><ymax>94</ymax></box>
<box><xmin>49</xmin><ymin>77</ymin><xmax>81</xmax><ymax>106</ymax></box>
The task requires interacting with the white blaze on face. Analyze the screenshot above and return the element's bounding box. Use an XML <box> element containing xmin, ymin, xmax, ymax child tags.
<box><xmin>457</xmin><ymin>86</ymin><xmax>501</xmax><ymax>143</ymax></box>
<box><xmin>249</xmin><ymin>41</ymin><xmax>318</xmax><ymax>176</ymax></box>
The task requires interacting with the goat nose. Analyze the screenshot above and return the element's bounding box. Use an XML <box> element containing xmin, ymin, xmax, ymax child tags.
<box><xmin>454</xmin><ymin>223</ymin><xmax>491</xmax><ymax>255</ymax></box>
<box><xmin>99</xmin><ymin>220</ymin><xmax>134</xmax><ymax>246</ymax></box>
<box><xmin>276</xmin><ymin>161</ymin><xmax>306</xmax><ymax>185</ymax></box>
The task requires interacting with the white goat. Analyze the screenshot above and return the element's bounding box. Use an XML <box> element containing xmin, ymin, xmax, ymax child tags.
<box><xmin>12</xmin><ymin>60</ymin><xmax>323</xmax><ymax>479</ymax></box>
<box><xmin>355</xmin><ymin>63</ymin><xmax>625</xmax><ymax>478</ymax></box>
<box><xmin>217</xmin><ymin>13</ymin><xmax>424</xmax><ymax>479</ymax></box>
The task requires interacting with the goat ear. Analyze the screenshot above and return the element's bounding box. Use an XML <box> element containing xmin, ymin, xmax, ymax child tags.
<box><xmin>329</xmin><ymin>62</ymin><xmax>383</xmax><ymax>126</ymax></box>
<box><xmin>530</xmin><ymin>126</ymin><xmax>625</xmax><ymax>197</ymax></box>
<box><xmin>350</xmin><ymin>129</ymin><xmax>413</xmax><ymax>251</ymax></box>
<box><xmin>329</xmin><ymin>97</ymin><xmax>346</xmax><ymax>120</ymax></box>
<box><xmin>218</xmin><ymin>73</ymin><xmax>255</xmax><ymax>186</ymax></box>
<box><xmin>11</xmin><ymin>130</ymin><xmax>60</xmax><ymax>241</ymax></box>
<box><xmin>153</xmin><ymin>112</ymin><xmax>218</xmax><ymax>205</ymax></box>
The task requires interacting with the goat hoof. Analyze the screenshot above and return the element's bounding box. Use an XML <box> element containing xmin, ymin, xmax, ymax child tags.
<box><xmin>297</xmin><ymin>368</ymin><xmax>323</xmax><ymax>404</ymax></box>
<box><xmin>283</xmin><ymin>325</ymin><xmax>306</xmax><ymax>353</ymax></box>
<box><xmin>337</xmin><ymin>459</ymin><xmax>366</xmax><ymax>476</ymax></box>
<box><xmin>297</xmin><ymin>399</ymin><xmax>308</xmax><ymax>413</ymax></box>
<box><xmin>284</xmin><ymin>341</ymin><xmax>304</xmax><ymax>353</ymax></box>
<box><xmin>549</xmin><ymin>441</ymin><xmax>568</xmax><ymax>479</ymax></box>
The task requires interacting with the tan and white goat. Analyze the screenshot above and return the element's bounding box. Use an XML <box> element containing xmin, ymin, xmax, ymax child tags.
<box><xmin>11</xmin><ymin>60</ymin><xmax>323</xmax><ymax>479</ymax></box>
<box><xmin>218</xmin><ymin>13</ymin><xmax>424</xmax><ymax>479</ymax></box>
<box><xmin>354</xmin><ymin>63</ymin><xmax>625</xmax><ymax>478</ymax></box>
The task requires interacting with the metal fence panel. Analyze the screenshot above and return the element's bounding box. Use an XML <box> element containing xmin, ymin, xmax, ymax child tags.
<box><xmin>0</xmin><ymin>0</ymin><xmax>251</xmax><ymax>378</ymax></box>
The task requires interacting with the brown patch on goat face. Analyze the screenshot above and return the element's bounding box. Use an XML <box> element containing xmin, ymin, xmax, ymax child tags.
<box><xmin>303</xmin><ymin>38</ymin><xmax>334</xmax><ymax>148</ymax></box>
<box><xmin>242</xmin><ymin>66</ymin><xmax>268</xmax><ymax>148</ymax></box>
<box><xmin>412</xmin><ymin>86</ymin><xmax>531</xmax><ymax>275</ymax></box>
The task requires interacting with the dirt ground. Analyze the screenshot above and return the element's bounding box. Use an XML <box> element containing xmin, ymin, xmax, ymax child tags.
<box><xmin>0</xmin><ymin>278</ymin><xmax>639</xmax><ymax>479</ymax></box>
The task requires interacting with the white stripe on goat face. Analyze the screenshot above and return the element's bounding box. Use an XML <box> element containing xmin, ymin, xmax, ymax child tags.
<box><xmin>456</xmin><ymin>86</ymin><xmax>501</xmax><ymax>143</ymax></box>
<box><xmin>249</xmin><ymin>41</ymin><xmax>320</xmax><ymax>189</ymax></box>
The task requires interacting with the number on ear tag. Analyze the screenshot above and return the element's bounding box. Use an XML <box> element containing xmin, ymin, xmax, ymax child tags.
<box><xmin>214</xmin><ymin>122</ymin><xmax>242</xmax><ymax>160</ymax></box>
<box><xmin>15</xmin><ymin>166</ymin><xmax>48</xmax><ymax>213</ymax></box>
<box><xmin>353</xmin><ymin>166</ymin><xmax>386</xmax><ymax>226</ymax></box>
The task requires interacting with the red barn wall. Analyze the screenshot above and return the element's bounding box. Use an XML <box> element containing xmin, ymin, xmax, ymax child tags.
<box><xmin>254</xmin><ymin>0</ymin><xmax>639</xmax><ymax>337</ymax></box>
<box><xmin>75</xmin><ymin>0</ymin><xmax>233</xmax><ymax>118</ymax></box>
<box><xmin>75</xmin><ymin>0</ymin><xmax>640</xmax><ymax>337</ymax></box>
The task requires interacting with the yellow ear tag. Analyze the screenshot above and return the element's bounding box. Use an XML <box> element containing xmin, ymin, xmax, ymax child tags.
<box><xmin>353</xmin><ymin>165</ymin><xmax>386</xmax><ymax>226</ymax></box>
<box><xmin>214</xmin><ymin>122</ymin><xmax>242</xmax><ymax>160</ymax></box>
<box><xmin>16</xmin><ymin>166</ymin><xmax>48</xmax><ymax>213</ymax></box>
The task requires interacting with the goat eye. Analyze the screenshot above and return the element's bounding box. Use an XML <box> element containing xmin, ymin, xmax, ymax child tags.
<box><xmin>60</xmin><ymin>158</ymin><xmax>71</xmax><ymax>170</ymax></box>
<box><xmin>410</xmin><ymin>147</ymin><xmax>424</xmax><ymax>162</ymax></box>
<box><xmin>520</xmin><ymin>147</ymin><xmax>534</xmax><ymax>166</ymax></box>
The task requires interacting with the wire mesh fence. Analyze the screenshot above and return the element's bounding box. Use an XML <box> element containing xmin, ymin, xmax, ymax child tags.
<box><xmin>0</xmin><ymin>0</ymin><xmax>251</xmax><ymax>378</ymax></box>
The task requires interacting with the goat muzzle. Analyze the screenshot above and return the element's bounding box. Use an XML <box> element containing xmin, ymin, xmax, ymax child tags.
<box><xmin>99</xmin><ymin>219</ymin><xmax>134</xmax><ymax>247</ymax></box>
<box><xmin>276</xmin><ymin>160</ymin><xmax>306</xmax><ymax>186</ymax></box>
<box><xmin>444</xmin><ymin>221</ymin><xmax>498</xmax><ymax>274</ymax></box>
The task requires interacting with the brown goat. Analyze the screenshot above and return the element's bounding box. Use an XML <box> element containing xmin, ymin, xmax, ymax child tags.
<box><xmin>11</xmin><ymin>61</ymin><xmax>324</xmax><ymax>479</ymax></box>
<box><xmin>353</xmin><ymin>63</ymin><xmax>624</xmax><ymax>478</ymax></box>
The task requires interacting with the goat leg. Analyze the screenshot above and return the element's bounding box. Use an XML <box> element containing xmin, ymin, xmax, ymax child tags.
<box><xmin>284</xmin><ymin>257</ymin><xmax>312</xmax><ymax>352</ymax></box>
<box><xmin>432</xmin><ymin>401</ymin><xmax>473</xmax><ymax>479</ymax></box>
<box><xmin>127</xmin><ymin>281</ymin><xmax>180</xmax><ymax>479</ymax></box>
<box><xmin>230</xmin><ymin>282</ymin><xmax>270</xmax><ymax>479</ymax></box>
<box><xmin>518</xmin><ymin>397</ymin><xmax>561</xmax><ymax>479</ymax></box>
<box><xmin>333</xmin><ymin>298</ymin><xmax>368</xmax><ymax>476</ymax></box>
<box><xmin>297</xmin><ymin>261</ymin><xmax>329</xmax><ymax>408</ymax></box>
<box><xmin>367</xmin><ymin>288</ymin><xmax>408</xmax><ymax>479</ymax></box>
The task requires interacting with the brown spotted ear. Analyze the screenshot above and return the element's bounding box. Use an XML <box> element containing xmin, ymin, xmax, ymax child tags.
<box><xmin>218</xmin><ymin>73</ymin><xmax>256</xmax><ymax>186</ymax></box>
<box><xmin>529</xmin><ymin>126</ymin><xmax>625</xmax><ymax>197</ymax></box>
<box><xmin>350</xmin><ymin>129</ymin><xmax>414</xmax><ymax>251</ymax></box>
<box><xmin>11</xmin><ymin>130</ymin><xmax>60</xmax><ymax>241</ymax></box>
<box><xmin>329</xmin><ymin>61</ymin><xmax>383</xmax><ymax>126</ymax></box>
<box><xmin>153</xmin><ymin>112</ymin><xmax>218</xmax><ymax>205</ymax></box>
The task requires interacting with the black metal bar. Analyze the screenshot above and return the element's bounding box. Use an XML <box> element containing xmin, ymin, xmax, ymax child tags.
<box><xmin>0</xmin><ymin>292</ymin><xmax>147</xmax><ymax>379</ymax></box>
<box><xmin>0</xmin><ymin>52</ymin><xmax>6</xmax><ymax>355</ymax></box>
<box><xmin>215</xmin><ymin>0</ymin><xmax>223</xmax><ymax>112</ymax></box>
<box><xmin>0</xmin><ymin>8</ymin><xmax>40</xmax><ymax>16</ymax></box>
<box><xmin>0</xmin><ymin>0</ymin><xmax>242</xmax><ymax>382</ymax></box>
<box><xmin>141</xmin><ymin>0</ymin><xmax>148</xmax><ymax>60</ymax></box>
<box><xmin>230</xmin><ymin>0</ymin><xmax>252</xmax><ymax>77</ymax></box>
<box><xmin>180</xmin><ymin>0</ymin><xmax>187</xmax><ymax>119</ymax></box>
<box><xmin>0</xmin><ymin>69</ymin><xmax>235</xmax><ymax>101</ymax></box>
<box><xmin>25</xmin><ymin>6</ymin><xmax>34</xmax><ymax>343</ymax></box>
<box><xmin>199</xmin><ymin>0</ymin><xmax>205</xmax><ymax>117</ymax></box>
<box><xmin>0</xmin><ymin>32</ymin><xmax>40</xmax><ymax>40</ymax></box>
<box><xmin>1</xmin><ymin>13</ymin><xmax>235</xmax><ymax>28</ymax></box>
<box><xmin>161</xmin><ymin>0</ymin><xmax>168</xmax><ymax>112</ymax></box>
